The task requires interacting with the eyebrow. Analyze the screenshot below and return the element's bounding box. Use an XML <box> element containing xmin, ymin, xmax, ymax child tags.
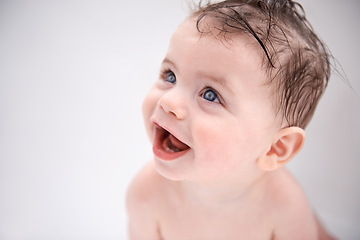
<box><xmin>161</xmin><ymin>58</ymin><xmax>233</xmax><ymax>94</ymax></box>
<box><xmin>206</xmin><ymin>74</ymin><xmax>233</xmax><ymax>94</ymax></box>
<box><xmin>161</xmin><ymin>58</ymin><xmax>176</xmax><ymax>68</ymax></box>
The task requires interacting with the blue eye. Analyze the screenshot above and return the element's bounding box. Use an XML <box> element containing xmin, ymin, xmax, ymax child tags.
<box><xmin>165</xmin><ymin>72</ymin><xmax>176</xmax><ymax>84</ymax></box>
<box><xmin>203</xmin><ymin>89</ymin><xmax>220</xmax><ymax>103</ymax></box>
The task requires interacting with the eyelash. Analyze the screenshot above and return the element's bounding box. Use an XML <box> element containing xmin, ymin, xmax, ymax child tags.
<box><xmin>160</xmin><ymin>69</ymin><xmax>176</xmax><ymax>84</ymax></box>
<box><xmin>159</xmin><ymin>68</ymin><xmax>223</xmax><ymax>105</ymax></box>
<box><xmin>200</xmin><ymin>85</ymin><xmax>222</xmax><ymax>104</ymax></box>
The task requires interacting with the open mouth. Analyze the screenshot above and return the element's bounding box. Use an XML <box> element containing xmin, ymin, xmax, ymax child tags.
<box><xmin>153</xmin><ymin>126</ymin><xmax>190</xmax><ymax>161</ymax></box>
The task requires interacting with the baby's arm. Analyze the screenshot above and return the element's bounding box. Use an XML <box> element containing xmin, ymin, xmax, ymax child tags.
<box><xmin>274</xmin><ymin>207</ymin><xmax>336</xmax><ymax>240</ymax></box>
<box><xmin>126</xmin><ymin>162</ymin><xmax>161</xmax><ymax>240</ymax></box>
<box><xmin>315</xmin><ymin>214</ymin><xmax>337</xmax><ymax>240</ymax></box>
<box><xmin>273</xmin><ymin>204</ymin><xmax>318</xmax><ymax>240</ymax></box>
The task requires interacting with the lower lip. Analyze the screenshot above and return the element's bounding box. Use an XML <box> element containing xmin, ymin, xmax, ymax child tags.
<box><xmin>152</xmin><ymin>129</ymin><xmax>190</xmax><ymax>161</ymax></box>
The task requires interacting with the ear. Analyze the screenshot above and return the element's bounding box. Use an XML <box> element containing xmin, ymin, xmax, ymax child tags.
<box><xmin>257</xmin><ymin>127</ymin><xmax>305</xmax><ymax>171</ymax></box>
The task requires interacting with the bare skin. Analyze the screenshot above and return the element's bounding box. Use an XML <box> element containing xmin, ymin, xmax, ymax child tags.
<box><xmin>127</xmin><ymin>17</ymin><xmax>336</xmax><ymax>240</ymax></box>
<box><xmin>127</xmin><ymin>162</ymin><xmax>320</xmax><ymax>240</ymax></box>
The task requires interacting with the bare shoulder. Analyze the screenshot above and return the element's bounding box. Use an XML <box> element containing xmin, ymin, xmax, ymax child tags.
<box><xmin>127</xmin><ymin>161</ymin><xmax>164</xmax><ymax>205</ymax></box>
<box><xmin>268</xmin><ymin>168</ymin><xmax>318</xmax><ymax>240</ymax></box>
<box><xmin>126</xmin><ymin>161</ymin><xmax>165</xmax><ymax>240</ymax></box>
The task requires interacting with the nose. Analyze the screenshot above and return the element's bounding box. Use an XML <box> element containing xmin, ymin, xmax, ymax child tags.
<box><xmin>158</xmin><ymin>91</ymin><xmax>187</xmax><ymax>120</ymax></box>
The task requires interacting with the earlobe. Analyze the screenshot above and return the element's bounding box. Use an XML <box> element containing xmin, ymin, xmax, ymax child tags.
<box><xmin>257</xmin><ymin>127</ymin><xmax>306</xmax><ymax>171</ymax></box>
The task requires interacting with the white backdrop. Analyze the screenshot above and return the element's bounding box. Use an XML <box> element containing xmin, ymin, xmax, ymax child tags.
<box><xmin>0</xmin><ymin>0</ymin><xmax>359</xmax><ymax>239</ymax></box>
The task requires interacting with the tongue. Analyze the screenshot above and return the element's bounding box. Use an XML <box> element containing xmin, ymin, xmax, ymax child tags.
<box><xmin>168</xmin><ymin>134</ymin><xmax>189</xmax><ymax>152</ymax></box>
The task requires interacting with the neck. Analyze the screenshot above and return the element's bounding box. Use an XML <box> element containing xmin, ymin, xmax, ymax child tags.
<box><xmin>178</xmin><ymin>170</ymin><xmax>271</xmax><ymax>207</ymax></box>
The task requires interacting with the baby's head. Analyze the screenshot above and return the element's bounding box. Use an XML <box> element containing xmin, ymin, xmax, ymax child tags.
<box><xmin>192</xmin><ymin>0</ymin><xmax>331</xmax><ymax>129</ymax></box>
<box><xmin>142</xmin><ymin>0</ymin><xmax>331</xmax><ymax>181</ymax></box>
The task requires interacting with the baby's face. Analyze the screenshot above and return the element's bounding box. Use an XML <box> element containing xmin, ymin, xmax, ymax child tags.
<box><xmin>143</xmin><ymin>18</ymin><xmax>282</xmax><ymax>183</ymax></box>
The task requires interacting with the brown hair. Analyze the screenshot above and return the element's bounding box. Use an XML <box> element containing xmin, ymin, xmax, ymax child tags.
<box><xmin>193</xmin><ymin>0</ymin><xmax>331</xmax><ymax>128</ymax></box>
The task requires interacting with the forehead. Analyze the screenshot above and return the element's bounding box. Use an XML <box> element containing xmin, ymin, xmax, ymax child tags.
<box><xmin>167</xmin><ymin>17</ymin><xmax>269</xmax><ymax>91</ymax></box>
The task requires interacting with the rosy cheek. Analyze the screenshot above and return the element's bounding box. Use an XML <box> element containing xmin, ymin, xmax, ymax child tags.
<box><xmin>193</xmin><ymin>124</ymin><xmax>234</xmax><ymax>162</ymax></box>
<box><xmin>192</xmin><ymin>118</ymin><xmax>253</xmax><ymax>170</ymax></box>
<box><xmin>142</xmin><ymin>95</ymin><xmax>152</xmax><ymax>120</ymax></box>
<box><xmin>142</xmin><ymin>89</ymin><xmax>159</xmax><ymax>140</ymax></box>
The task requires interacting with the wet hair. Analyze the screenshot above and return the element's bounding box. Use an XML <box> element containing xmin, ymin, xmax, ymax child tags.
<box><xmin>192</xmin><ymin>0</ymin><xmax>331</xmax><ymax>129</ymax></box>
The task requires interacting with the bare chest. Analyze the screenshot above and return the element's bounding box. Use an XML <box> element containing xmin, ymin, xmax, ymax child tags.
<box><xmin>157</xmin><ymin>200</ymin><xmax>274</xmax><ymax>240</ymax></box>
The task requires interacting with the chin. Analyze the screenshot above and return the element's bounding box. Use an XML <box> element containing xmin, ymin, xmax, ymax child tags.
<box><xmin>153</xmin><ymin>158</ymin><xmax>191</xmax><ymax>182</ymax></box>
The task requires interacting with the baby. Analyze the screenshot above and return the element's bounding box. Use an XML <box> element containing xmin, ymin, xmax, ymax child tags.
<box><xmin>127</xmin><ymin>0</ymin><xmax>335</xmax><ymax>239</ymax></box>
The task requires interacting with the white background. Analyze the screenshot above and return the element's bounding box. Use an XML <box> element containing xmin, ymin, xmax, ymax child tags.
<box><xmin>0</xmin><ymin>0</ymin><xmax>359</xmax><ymax>239</ymax></box>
